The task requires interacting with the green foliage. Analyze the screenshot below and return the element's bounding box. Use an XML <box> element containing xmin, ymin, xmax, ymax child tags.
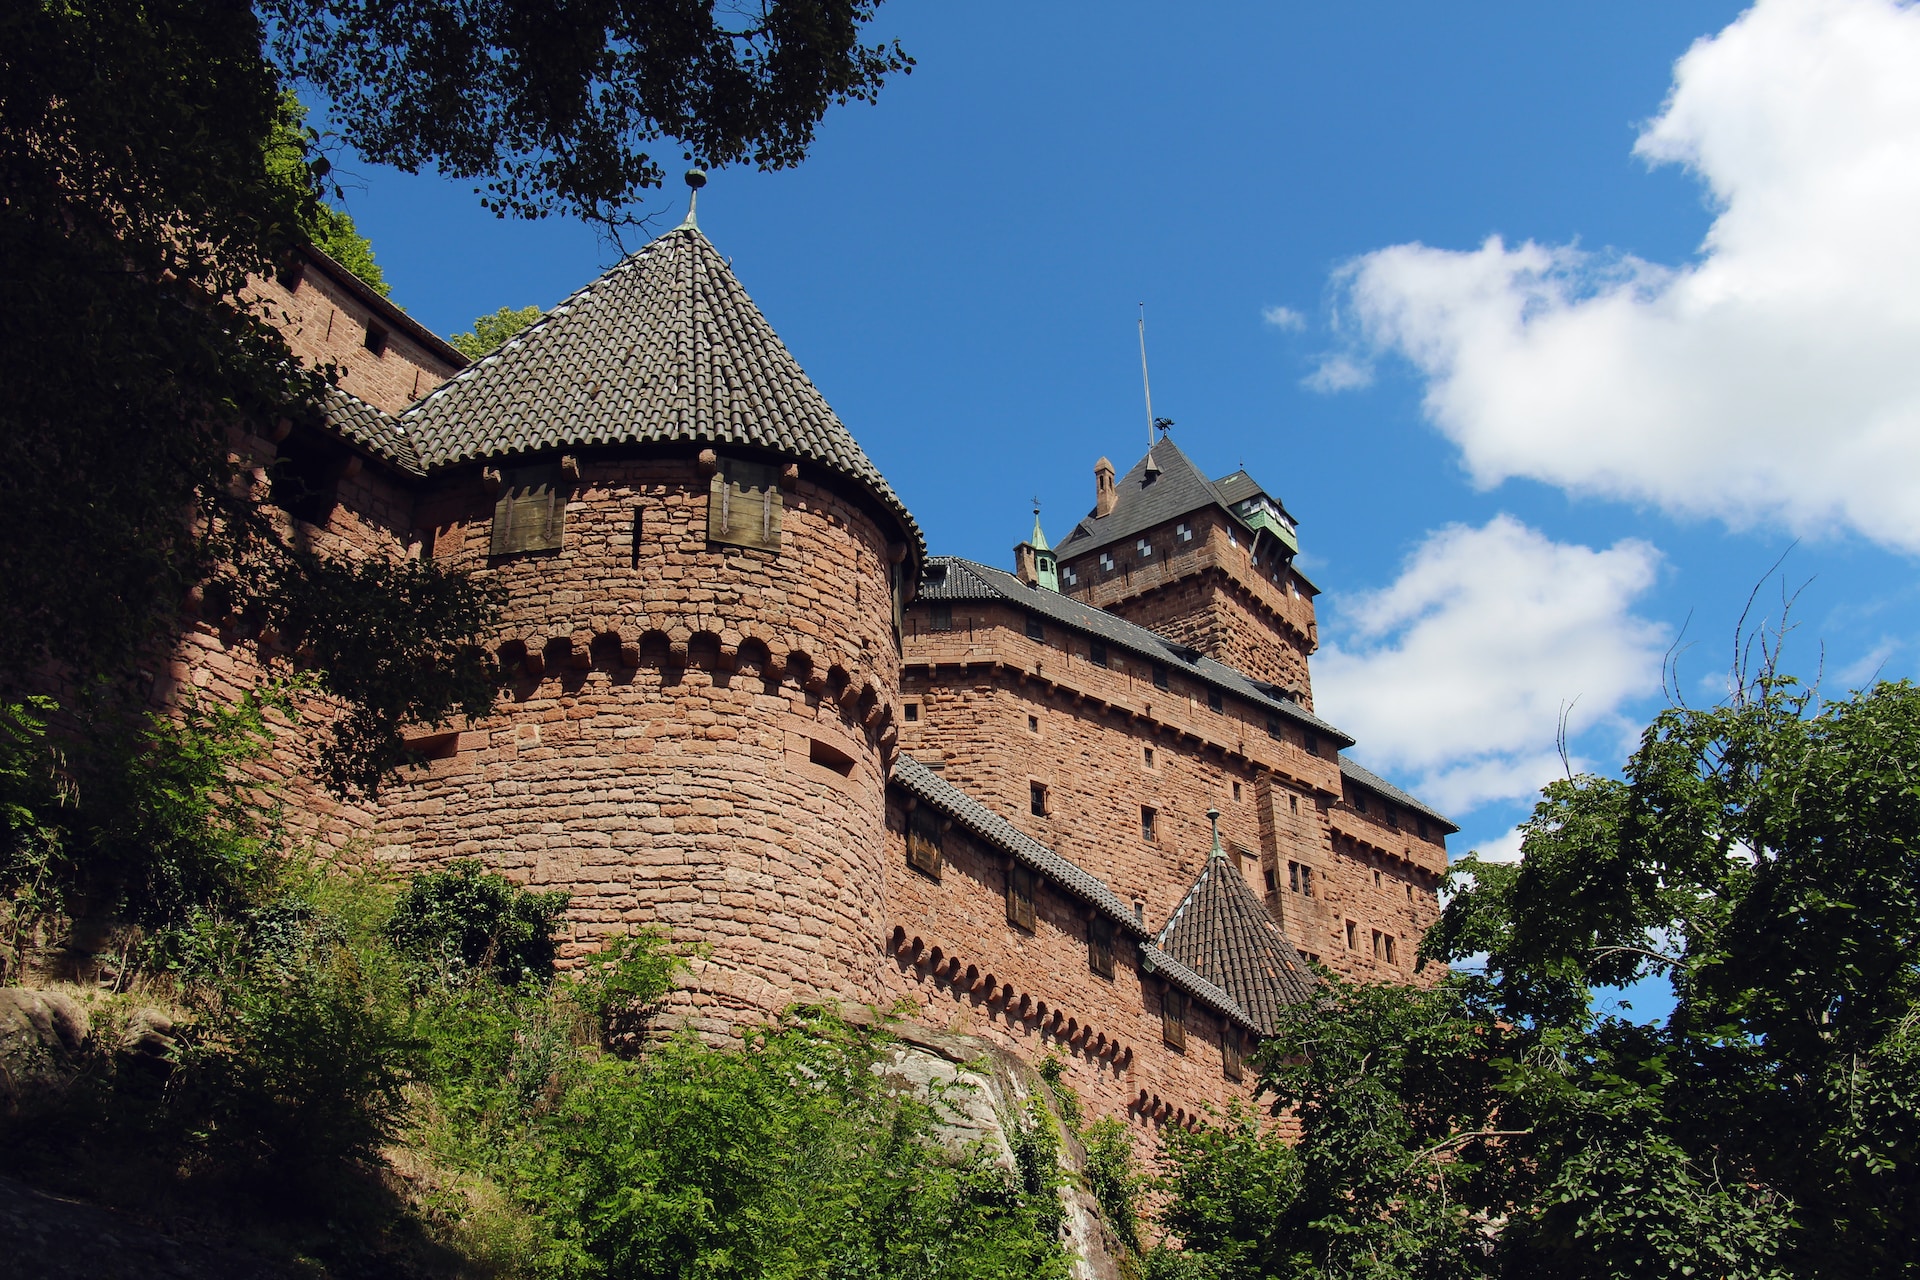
<box><xmin>265</xmin><ymin>94</ymin><xmax>388</xmax><ymax>294</ymax></box>
<box><xmin>389</xmin><ymin>859</ymin><xmax>569</xmax><ymax>989</ymax></box>
<box><xmin>262</xmin><ymin>0</ymin><xmax>913</xmax><ymax>227</ymax></box>
<box><xmin>1082</xmin><ymin>1116</ymin><xmax>1143</xmax><ymax>1253</ymax></box>
<box><xmin>452</xmin><ymin>305</ymin><xmax>544</xmax><ymax>358</ymax></box>
<box><xmin>1155</xmin><ymin>675</ymin><xmax>1920</xmax><ymax>1278</ymax></box>
<box><xmin>0</xmin><ymin>692</ymin><xmax>284</xmax><ymax>970</ymax></box>
<box><xmin>1006</xmin><ymin>1092</ymin><xmax>1067</xmax><ymax>1242</ymax></box>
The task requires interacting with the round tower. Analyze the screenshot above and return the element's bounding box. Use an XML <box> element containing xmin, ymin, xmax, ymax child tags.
<box><xmin>381</xmin><ymin>202</ymin><xmax>921</xmax><ymax>1031</ymax></box>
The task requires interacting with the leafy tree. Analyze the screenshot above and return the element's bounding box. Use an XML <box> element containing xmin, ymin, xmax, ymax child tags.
<box><xmin>1155</xmin><ymin>674</ymin><xmax>1920</xmax><ymax>1278</ymax></box>
<box><xmin>452</xmin><ymin>304</ymin><xmax>545</xmax><ymax>358</ymax></box>
<box><xmin>266</xmin><ymin>94</ymin><xmax>388</xmax><ymax>295</ymax></box>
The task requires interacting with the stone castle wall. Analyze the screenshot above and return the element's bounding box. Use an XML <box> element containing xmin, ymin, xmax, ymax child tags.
<box><xmin>881</xmin><ymin>795</ymin><xmax>1257</xmax><ymax>1132</ymax></box>
<box><xmin>377</xmin><ymin>455</ymin><xmax>904</xmax><ymax>1030</ymax></box>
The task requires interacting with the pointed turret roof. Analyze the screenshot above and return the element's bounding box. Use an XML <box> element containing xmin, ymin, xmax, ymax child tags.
<box><xmin>1056</xmin><ymin>438</ymin><xmax>1243</xmax><ymax>559</ymax></box>
<box><xmin>1157</xmin><ymin>830</ymin><xmax>1318</xmax><ymax>1035</ymax></box>
<box><xmin>391</xmin><ymin>224</ymin><xmax>920</xmax><ymax>553</ymax></box>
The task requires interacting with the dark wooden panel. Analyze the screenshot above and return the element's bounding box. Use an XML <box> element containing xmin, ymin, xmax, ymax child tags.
<box><xmin>707</xmin><ymin>456</ymin><xmax>783</xmax><ymax>550</ymax></box>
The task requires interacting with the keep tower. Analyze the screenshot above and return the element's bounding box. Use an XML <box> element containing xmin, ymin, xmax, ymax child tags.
<box><xmin>1053</xmin><ymin>438</ymin><xmax>1320</xmax><ymax>705</ymax></box>
<box><xmin>378</xmin><ymin>209</ymin><xmax>923</xmax><ymax>1032</ymax></box>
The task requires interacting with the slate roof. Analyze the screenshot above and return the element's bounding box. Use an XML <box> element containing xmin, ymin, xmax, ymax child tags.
<box><xmin>1157</xmin><ymin>845</ymin><xmax>1318</xmax><ymax>1036</ymax></box>
<box><xmin>1210</xmin><ymin>468</ymin><xmax>1266</xmax><ymax>508</ymax></box>
<box><xmin>353</xmin><ymin>222</ymin><xmax>920</xmax><ymax>553</ymax></box>
<box><xmin>1057</xmin><ymin>439</ymin><xmax>1242</xmax><ymax>560</ymax></box>
<box><xmin>1339</xmin><ymin>755</ymin><xmax>1458</xmax><ymax>833</ymax></box>
<box><xmin>915</xmin><ymin>556</ymin><xmax>1350</xmax><ymax>744</ymax></box>
<box><xmin>321</xmin><ymin>386</ymin><xmax>422</xmax><ymax>475</ymax></box>
<box><xmin>890</xmin><ymin>754</ymin><xmax>1257</xmax><ymax>1030</ymax></box>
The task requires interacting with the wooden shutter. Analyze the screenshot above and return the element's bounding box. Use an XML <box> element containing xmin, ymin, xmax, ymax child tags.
<box><xmin>907</xmin><ymin>806</ymin><xmax>943</xmax><ymax>880</ymax></box>
<box><xmin>1006</xmin><ymin>863</ymin><xmax>1036</xmax><ymax>932</ymax></box>
<box><xmin>708</xmin><ymin>456</ymin><xmax>782</xmax><ymax>550</ymax></box>
<box><xmin>491</xmin><ymin>466</ymin><xmax>565</xmax><ymax>555</ymax></box>
<box><xmin>1222</xmin><ymin>1027</ymin><xmax>1244</xmax><ymax>1081</ymax></box>
<box><xmin>1162</xmin><ymin>986</ymin><xmax>1187</xmax><ymax>1051</ymax></box>
<box><xmin>1088</xmin><ymin>915</ymin><xmax>1114</xmax><ymax>978</ymax></box>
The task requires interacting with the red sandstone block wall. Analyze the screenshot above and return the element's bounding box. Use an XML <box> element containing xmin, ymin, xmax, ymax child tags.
<box><xmin>249</xmin><ymin>259</ymin><xmax>460</xmax><ymax>414</ymax></box>
<box><xmin>382</xmin><ymin>456</ymin><xmax>906</xmax><ymax>1032</ymax></box>
<box><xmin>883</xmin><ymin>795</ymin><xmax>1257</xmax><ymax>1135</ymax></box>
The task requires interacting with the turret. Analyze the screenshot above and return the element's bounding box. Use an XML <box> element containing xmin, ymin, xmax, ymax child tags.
<box><xmin>1013</xmin><ymin>506</ymin><xmax>1059</xmax><ymax>591</ymax></box>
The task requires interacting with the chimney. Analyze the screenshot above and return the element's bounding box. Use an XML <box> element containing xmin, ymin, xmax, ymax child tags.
<box><xmin>1014</xmin><ymin>541</ymin><xmax>1038</xmax><ymax>586</ymax></box>
<box><xmin>1094</xmin><ymin>457</ymin><xmax>1117</xmax><ymax>518</ymax></box>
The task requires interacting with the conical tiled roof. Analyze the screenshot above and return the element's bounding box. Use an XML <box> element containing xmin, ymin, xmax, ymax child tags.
<box><xmin>393</xmin><ymin>224</ymin><xmax>920</xmax><ymax>552</ymax></box>
<box><xmin>1158</xmin><ymin>843</ymin><xmax>1318</xmax><ymax>1035</ymax></box>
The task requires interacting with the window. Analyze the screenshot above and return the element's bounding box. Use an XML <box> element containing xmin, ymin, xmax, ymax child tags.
<box><xmin>1088</xmin><ymin>915</ymin><xmax>1114</xmax><ymax>978</ymax></box>
<box><xmin>1386</xmin><ymin>807</ymin><xmax>1400</xmax><ymax>831</ymax></box>
<box><xmin>906</xmin><ymin>806</ymin><xmax>943</xmax><ymax>879</ymax></box>
<box><xmin>1304</xmin><ymin>733</ymin><xmax>1320</xmax><ymax>758</ymax></box>
<box><xmin>1355</xmin><ymin>793</ymin><xmax>1369</xmax><ymax>815</ymax></box>
<box><xmin>1062</xmin><ymin>566</ymin><xmax>1078</xmax><ymax>586</ymax></box>
<box><xmin>1288</xmin><ymin>861</ymin><xmax>1300</xmax><ymax>892</ymax></box>
<box><xmin>1301</xmin><ymin>865</ymin><xmax>1314</xmax><ymax>896</ymax></box>
<box><xmin>809</xmin><ymin>738</ymin><xmax>855</xmax><ymax>776</ymax></box>
<box><xmin>1289</xmin><ymin>793</ymin><xmax>1299</xmax><ymax>814</ymax></box>
<box><xmin>1264</xmin><ymin>866</ymin><xmax>1277</xmax><ymax>892</ymax></box>
<box><xmin>1137</xmin><ymin>537</ymin><xmax>1153</xmax><ymax>559</ymax></box>
<box><xmin>1418</xmin><ymin>820</ymin><xmax>1430</xmax><ymax>841</ymax></box>
<box><xmin>1207</xmin><ymin>688</ymin><xmax>1224</xmax><ymax>713</ymax></box>
<box><xmin>1028</xmin><ymin>714</ymin><xmax>1039</xmax><ymax>734</ymax></box>
<box><xmin>1176</xmin><ymin>521</ymin><xmax>1193</xmax><ymax>542</ymax></box>
<box><xmin>1232</xmin><ymin>781</ymin><xmax>1242</xmax><ymax>802</ymax></box>
<box><xmin>1088</xmin><ymin>641</ymin><xmax>1108</xmax><ymax>667</ymax></box>
<box><xmin>1026</xmin><ymin>615</ymin><xmax>1045</xmax><ymax>641</ymax></box>
<box><xmin>1141</xmin><ymin>806</ymin><xmax>1158</xmax><ymax>842</ymax></box>
<box><xmin>707</xmin><ymin>455</ymin><xmax>782</xmax><ymax>550</ymax></box>
<box><xmin>1153</xmin><ymin>664</ymin><xmax>1170</xmax><ymax>690</ymax></box>
<box><xmin>1386</xmin><ymin>936</ymin><xmax>1398</xmax><ymax>964</ymax></box>
<box><xmin>1345</xmin><ymin>920</ymin><xmax>1358</xmax><ymax>950</ymax></box>
<box><xmin>1143</xmin><ymin>747</ymin><xmax>1155</xmax><ymax>768</ymax></box>
<box><xmin>1305</xmin><ymin>952</ymin><xmax>1321</xmax><ymax>966</ymax></box>
<box><xmin>630</xmin><ymin>505</ymin><xmax>644</xmax><ymax>568</ymax></box>
<box><xmin>1007</xmin><ymin>864</ymin><xmax>1036</xmax><ymax>931</ymax></box>
<box><xmin>1373</xmin><ymin>930</ymin><xmax>1390</xmax><ymax>962</ymax></box>
<box><xmin>491</xmin><ymin>465</ymin><xmax>565</xmax><ymax>556</ymax></box>
<box><xmin>930</xmin><ymin>603</ymin><xmax>953</xmax><ymax>632</ymax></box>
<box><xmin>1407</xmin><ymin>882</ymin><xmax>1414</xmax><ymax>901</ymax></box>
<box><xmin>1161</xmin><ymin>986</ymin><xmax>1187</xmax><ymax>1051</ymax></box>
<box><xmin>363</xmin><ymin>322</ymin><xmax>388</xmax><ymax>356</ymax></box>
<box><xmin>903</xmin><ymin>702</ymin><xmax>919</xmax><ymax>722</ymax></box>
<box><xmin>1374</xmin><ymin>869</ymin><xmax>1382</xmax><ymax>888</ymax></box>
<box><xmin>1030</xmin><ymin>782</ymin><xmax>1048</xmax><ymax>817</ymax></box>
<box><xmin>1222</xmin><ymin>1028</ymin><xmax>1244</xmax><ymax>1082</ymax></box>
<box><xmin>1266</xmin><ymin>715</ymin><xmax>1282</xmax><ymax>739</ymax></box>
<box><xmin>1099</xmin><ymin>552</ymin><xmax>1115</xmax><ymax>571</ymax></box>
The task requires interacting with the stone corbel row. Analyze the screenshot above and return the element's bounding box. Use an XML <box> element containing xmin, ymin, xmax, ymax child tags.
<box><xmin>493</xmin><ymin>627</ymin><xmax>898</xmax><ymax>749</ymax></box>
<box><xmin>887</xmin><ymin>927</ymin><xmax>1134</xmax><ymax>1070</ymax></box>
<box><xmin>1130</xmin><ymin>1089</ymin><xmax>1198</xmax><ymax>1130</ymax></box>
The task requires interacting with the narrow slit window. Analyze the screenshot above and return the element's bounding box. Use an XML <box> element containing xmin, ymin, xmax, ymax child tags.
<box><xmin>1030</xmin><ymin>782</ymin><xmax>1048</xmax><ymax>817</ymax></box>
<box><xmin>629</xmin><ymin>505</ymin><xmax>644</xmax><ymax>568</ymax></box>
<box><xmin>1289</xmin><ymin>794</ymin><xmax>1299</xmax><ymax>814</ymax></box>
<box><xmin>1143</xmin><ymin>746</ymin><xmax>1154</xmax><ymax>768</ymax></box>
<box><xmin>1007</xmin><ymin>864</ymin><xmax>1036</xmax><ymax>931</ymax></box>
<box><xmin>1088</xmin><ymin>641</ymin><xmax>1108</xmax><ymax>668</ymax></box>
<box><xmin>1207</xmin><ymin>689</ymin><xmax>1223</xmax><ymax>713</ymax></box>
<box><xmin>930</xmin><ymin>603</ymin><xmax>953</xmax><ymax>632</ymax></box>
<box><xmin>1026</xmin><ymin>615</ymin><xmax>1045</xmax><ymax>641</ymax></box>
<box><xmin>1232</xmin><ymin>781</ymin><xmax>1242</xmax><ymax>802</ymax></box>
<box><xmin>1345</xmin><ymin>920</ymin><xmax>1357</xmax><ymax>950</ymax></box>
<box><xmin>707</xmin><ymin>455</ymin><xmax>783</xmax><ymax>550</ymax></box>
<box><xmin>1301</xmin><ymin>865</ymin><xmax>1314</xmax><ymax>897</ymax></box>
<box><xmin>1140</xmin><ymin>806</ymin><xmax>1157</xmax><ymax>843</ymax></box>
<box><xmin>1088</xmin><ymin>915</ymin><xmax>1114</xmax><ymax>978</ymax></box>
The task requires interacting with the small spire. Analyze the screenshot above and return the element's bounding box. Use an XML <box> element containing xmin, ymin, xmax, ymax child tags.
<box><xmin>680</xmin><ymin>168</ymin><xmax>708</xmax><ymax>229</ymax></box>
<box><xmin>1207</xmin><ymin>807</ymin><xmax>1224</xmax><ymax>859</ymax></box>
<box><xmin>1029</xmin><ymin>497</ymin><xmax>1050</xmax><ymax>553</ymax></box>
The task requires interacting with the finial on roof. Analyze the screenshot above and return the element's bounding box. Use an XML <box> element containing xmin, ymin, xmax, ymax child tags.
<box><xmin>680</xmin><ymin>168</ymin><xmax>708</xmax><ymax>229</ymax></box>
<box><xmin>1029</xmin><ymin>497</ymin><xmax>1051</xmax><ymax>553</ymax></box>
<box><xmin>1207</xmin><ymin>807</ymin><xmax>1224</xmax><ymax>859</ymax></box>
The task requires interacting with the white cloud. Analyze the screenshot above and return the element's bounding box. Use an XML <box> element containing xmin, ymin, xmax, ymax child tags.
<box><xmin>1316</xmin><ymin>0</ymin><xmax>1920</xmax><ymax>553</ymax></box>
<box><xmin>1836</xmin><ymin>637</ymin><xmax>1900</xmax><ymax>688</ymax></box>
<box><xmin>1316</xmin><ymin>516</ymin><xmax>1668</xmax><ymax>811</ymax></box>
<box><xmin>1303</xmin><ymin>353</ymin><xmax>1372</xmax><ymax>393</ymax></box>
<box><xmin>1470</xmin><ymin>827</ymin><xmax>1526</xmax><ymax>864</ymax></box>
<box><xmin>1262</xmin><ymin>304</ymin><xmax>1307</xmax><ymax>331</ymax></box>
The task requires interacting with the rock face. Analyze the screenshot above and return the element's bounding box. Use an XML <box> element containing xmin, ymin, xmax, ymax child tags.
<box><xmin>878</xmin><ymin>1021</ymin><xmax>1137</xmax><ymax>1280</ymax></box>
<box><xmin>0</xmin><ymin>988</ymin><xmax>89</xmax><ymax>1102</ymax></box>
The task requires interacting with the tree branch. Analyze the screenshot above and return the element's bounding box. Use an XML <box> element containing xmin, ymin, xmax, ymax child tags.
<box><xmin>1407</xmin><ymin>1129</ymin><xmax>1533</xmax><ymax>1166</ymax></box>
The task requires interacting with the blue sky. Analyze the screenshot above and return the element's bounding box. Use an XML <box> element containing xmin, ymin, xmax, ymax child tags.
<box><xmin>322</xmin><ymin>0</ymin><xmax>1920</xmax><ymax>886</ymax></box>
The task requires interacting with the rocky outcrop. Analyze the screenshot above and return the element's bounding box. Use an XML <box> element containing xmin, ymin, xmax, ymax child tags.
<box><xmin>0</xmin><ymin>988</ymin><xmax>90</xmax><ymax>1104</ymax></box>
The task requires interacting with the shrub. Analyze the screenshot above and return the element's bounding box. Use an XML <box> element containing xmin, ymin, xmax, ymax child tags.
<box><xmin>389</xmin><ymin>859</ymin><xmax>569</xmax><ymax>989</ymax></box>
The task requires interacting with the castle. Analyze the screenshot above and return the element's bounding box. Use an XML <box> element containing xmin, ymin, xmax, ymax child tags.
<box><xmin>199</xmin><ymin>200</ymin><xmax>1453</xmax><ymax>1130</ymax></box>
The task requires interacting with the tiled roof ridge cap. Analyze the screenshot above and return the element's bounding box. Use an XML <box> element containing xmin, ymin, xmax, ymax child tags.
<box><xmin>1156</xmin><ymin>860</ymin><xmax>1213</xmax><ymax>947</ymax></box>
